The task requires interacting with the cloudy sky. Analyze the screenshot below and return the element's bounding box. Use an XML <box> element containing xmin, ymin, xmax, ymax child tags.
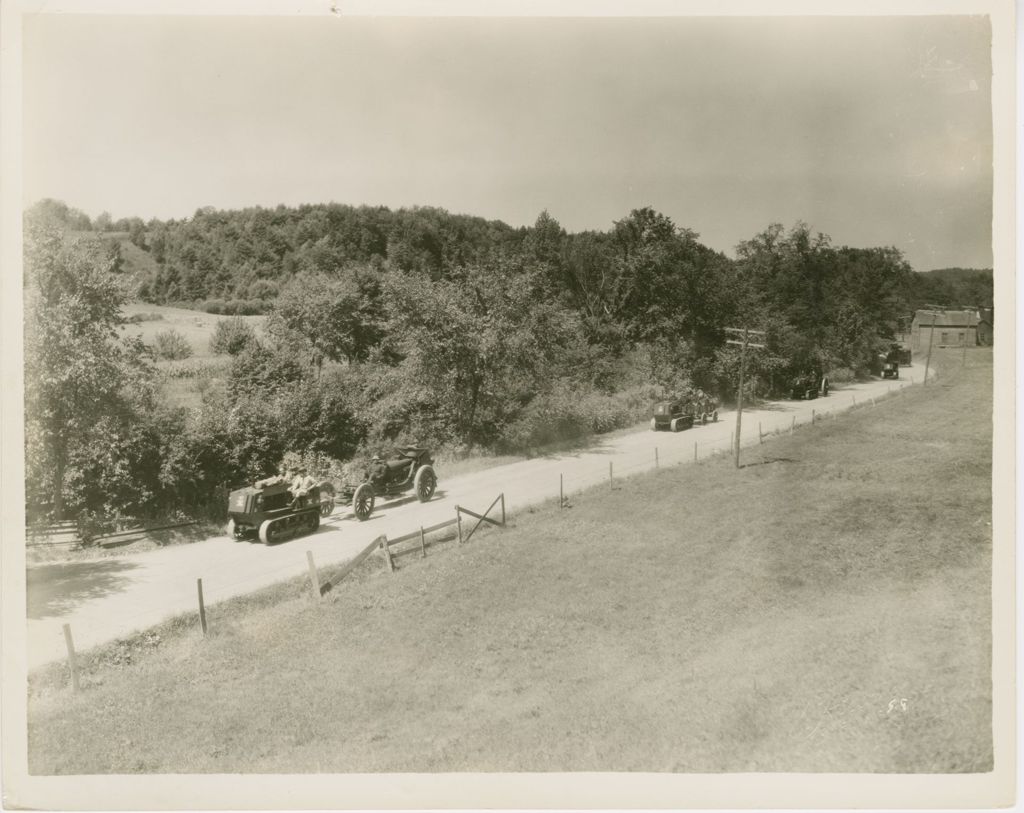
<box><xmin>23</xmin><ymin>14</ymin><xmax>993</xmax><ymax>271</ymax></box>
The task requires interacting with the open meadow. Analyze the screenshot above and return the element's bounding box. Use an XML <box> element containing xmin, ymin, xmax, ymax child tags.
<box><xmin>119</xmin><ymin>302</ymin><xmax>266</xmax><ymax>360</ymax></box>
<box><xmin>26</xmin><ymin>349</ymin><xmax>993</xmax><ymax>773</ymax></box>
<box><xmin>116</xmin><ymin>303</ymin><xmax>266</xmax><ymax>408</ymax></box>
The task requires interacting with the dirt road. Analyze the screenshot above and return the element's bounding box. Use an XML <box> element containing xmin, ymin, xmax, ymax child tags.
<box><xmin>26</xmin><ymin>370</ymin><xmax>920</xmax><ymax>669</ymax></box>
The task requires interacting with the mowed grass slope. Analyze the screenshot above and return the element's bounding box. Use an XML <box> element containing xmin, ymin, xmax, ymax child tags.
<box><xmin>28</xmin><ymin>350</ymin><xmax>992</xmax><ymax>773</ymax></box>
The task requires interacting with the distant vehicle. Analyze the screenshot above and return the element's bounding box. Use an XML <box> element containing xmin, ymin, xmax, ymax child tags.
<box><xmin>881</xmin><ymin>346</ymin><xmax>901</xmax><ymax>379</ymax></box>
<box><xmin>227</xmin><ymin>479</ymin><xmax>331</xmax><ymax>545</ymax></box>
<box><xmin>650</xmin><ymin>392</ymin><xmax>719</xmax><ymax>432</ymax></box>
<box><xmin>339</xmin><ymin>446</ymin><xmax>438</xmax><ymax>521</ymax></box>
<box><xmin>650</xmin><ymin>400</ymin><xmax>693</xmax><ymax>432</ymax></box>
<box><xmin>789</xmin><ymin>372</ymin><xmax>830</xmax><ymax>400</ymax></box>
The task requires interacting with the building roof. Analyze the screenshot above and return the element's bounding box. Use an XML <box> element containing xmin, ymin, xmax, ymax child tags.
<box><xmin>913</xmin><ymin>309</ymin><xmax>979</xmax><ymax>327</ymax></box>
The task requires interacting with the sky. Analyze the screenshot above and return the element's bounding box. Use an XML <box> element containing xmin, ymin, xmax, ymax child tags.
<box><xmin>22</xmin><ymin>13</ymin><xmax>993</xmax><ymax>271</ymax></box>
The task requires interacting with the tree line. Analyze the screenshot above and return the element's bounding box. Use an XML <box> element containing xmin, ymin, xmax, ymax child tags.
<box><xmin>26</xmin><ymin>198</ymin><xmax>931</xmax><ymax>527</ymax></box>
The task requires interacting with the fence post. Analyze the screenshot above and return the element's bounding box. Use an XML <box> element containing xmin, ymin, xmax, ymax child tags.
<box><xmin>759</xmin><ymin>422</ymin><xmax>763</xmax><ymax>444</ymax></box>
<box><xmin>609</xmin><ymin>461</ymin><xmax>613</xmax><ymax>489</ymax></box>
<box><xmin>419</xmin><ymin>526</ymin><xmax>427</xmax><ymax>558</ymax></box>
<box><xmin>197</xmin><ymin>578</ymin><xmax>208</xmax><ymax>636</ymax></box>
<box><xmin>655</xmin><ymin>447</ymin><xmax>659</xmax><ymax>469</ymax></box>
<box><xmin>456</xmin><ymin>508</ymin><xmax>463</xmax><ymax>544</ymax></box>
<box><xmin>381</xmin><ymin>535</ymin><xmax>395</xmax><ymax>572</ymax></box>
<box><xmin>62</xmin><ymin>623</ymin><xmax>80</xmax><ymax>693</ymax></box>
<box><xmin>500</xmin><ymin>493</ymin><xmax>506</xmax><ymax>525</ymax></box>
<box><xmin>811</xmin><ymin>409</ymin><xmax>815</xmax><ymax>424</ymax></box>
<box><xmin>693</xmin><ymin>441</ymin><xmax>698</xmax><ymax>462</ymax></box>
<box><xmin>559</xmin><ymin>474</ymin><xmax>564</xmax><ymax>509</ymax></box>
<box><xmin>790</xmin><ymin>416</ymin><xmax>795</xmax><ymax>435</ymax></box>
<box><xmin>306</xmin><ymin>551</ymin><xmax>321</xmax><ymax>602</ymax></box>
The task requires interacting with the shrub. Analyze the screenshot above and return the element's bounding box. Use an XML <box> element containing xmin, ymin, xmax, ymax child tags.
<box><xmin>76</xmin><ymin>509</ymin><xmax>115</xmax><ymax>547</ymax></box>
<box><xmin>152</xmin><ymin>329</ymin><xmax>193</xmax><ymax>360</ymax></box>
<box><xmin>224</xmin><ymin>299</ymin><xmax>265</xmax><ymax>315</ymax></box>
<box><xmin>124</xmin><ymin>312</ymin><xmax>164</xmax><ymax>324</ymax></box>
<box><xmin>157</xmin><ymin>357</ymin><xmax>232</xmax><ymax>379</ymax></box>
<box><xmin>203</xmin><ymin>299</ymin><xmax>226</xmax><ymax>315</ymax></box>
<box><xmin>826</xmin><ymin>367</ymin><xmax>857</xmax><ymax>384</ymax></box>
<box><xmin>210</xmin><ymin>316</ymin><xmax>257</xmax><ymax>356</ymax></box>
<box><xmin>497</xmin><ymin>383</ymin><xmax>652</xmax><ymax>452</ymax></box>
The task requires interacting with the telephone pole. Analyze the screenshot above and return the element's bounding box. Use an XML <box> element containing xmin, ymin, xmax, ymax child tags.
<box><xmin>923</xmin><ymin>311</ymin><xmax>938</xmax><ymax>385</ymax></box>
<box><xmin>725</xmin><ymin>327</ymin><xmax>766</xmax><ymax>469</ymax></box>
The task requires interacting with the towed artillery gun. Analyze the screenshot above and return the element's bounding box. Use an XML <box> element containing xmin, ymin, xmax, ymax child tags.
<box><xmin>341</xmin><ymin>446</ymin><xmax>437</xmax><ymax>521</ymax></box>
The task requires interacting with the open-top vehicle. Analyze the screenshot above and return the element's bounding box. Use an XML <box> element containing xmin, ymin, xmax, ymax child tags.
<box><xmin>341</xmin><ymin>446</ymin><xmax>438</xmax><ymax>521</ymax></box>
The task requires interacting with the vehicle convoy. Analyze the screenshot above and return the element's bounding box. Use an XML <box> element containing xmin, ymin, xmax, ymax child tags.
<box><xmin>227</xmin><ymin>446</ymin><xmax>437</xmax><ymax>541</ymax></box>
<box><xmin>227</xmin><ymin>479</ymin><xmax>332</xmax><ymax>545</ymax></box>
<box><xmin>340</xmin><ymin>446</ymin><xmax>438</xmax><ymax>521</ymax></box>
<box><xmin>650</xmin><ymin>390</ymin><xmax>719</xmax><ymax>432</ymax></box>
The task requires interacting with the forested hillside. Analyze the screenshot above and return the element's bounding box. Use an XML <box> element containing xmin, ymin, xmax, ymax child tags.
<box><xmin>25</xmin><ymin>198</ymin><xmax>922</xmax><ymax>526</ymax></box>
<box><xmin>908</xmin><ymin>267</ymin><xmax>993</xmax><ymax>311</ymax></box>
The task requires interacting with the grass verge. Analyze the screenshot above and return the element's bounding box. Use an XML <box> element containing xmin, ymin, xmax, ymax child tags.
<box><xmin>27</xmin><ymin>350</ymin><xmax>992</xmax><ymax>773</ymax></box>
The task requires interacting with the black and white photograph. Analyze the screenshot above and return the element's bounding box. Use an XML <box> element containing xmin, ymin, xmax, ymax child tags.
<box><xmin>1</xmin><ymin>0</ymin><xmax>1014</xmax><ymax>808</ymax></box>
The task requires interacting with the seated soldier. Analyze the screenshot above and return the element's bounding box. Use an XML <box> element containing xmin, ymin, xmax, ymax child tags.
<box><xmin>291</xmin><ymin>467</ymin><xmax>317</xmax><ymax>508</ymax></box>
<box><xmin>368</xmin><ymin>455</ymin><xmax>388</xmax><ymax>487</ymax></box>
<box><xmin>255</xmin><ymin>466</ymin><xmax>289</xmax><ymax>490</ymax></box>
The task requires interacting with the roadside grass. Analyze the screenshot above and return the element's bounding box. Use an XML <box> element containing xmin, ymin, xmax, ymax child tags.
<box><xmin>27</xmin><ymin>349</ymin><xmax>992</xmax><ymax>773</ymax></box>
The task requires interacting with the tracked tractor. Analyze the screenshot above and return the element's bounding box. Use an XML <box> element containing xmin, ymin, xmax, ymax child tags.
<box><xmin>226</xmin><ymin>480</ymin><xmax>324</xmax><ymax>545</ymax></box>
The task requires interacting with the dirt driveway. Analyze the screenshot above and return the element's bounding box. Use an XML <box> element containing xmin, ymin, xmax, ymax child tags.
<box><xmin>26</xmin><ymin>369</ymin><xmax>921</xmax><ymax>669</ymax></box>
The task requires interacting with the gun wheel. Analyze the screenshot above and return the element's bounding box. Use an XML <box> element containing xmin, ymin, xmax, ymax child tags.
<box><xmin>353</xmin><ymin>483</ymin><xmax>375</xmax><ymax>521</ymax></box>
<box><xmin>415</xmin><ymin>465</ymin><xmax>437</xmax><ymax>502</ymax></box>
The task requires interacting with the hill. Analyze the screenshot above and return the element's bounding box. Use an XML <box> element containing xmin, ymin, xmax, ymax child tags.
<box><xmin>911</xmin><ymin>267</ymin><xmax>993</xmax><ymax>310</ymax></box>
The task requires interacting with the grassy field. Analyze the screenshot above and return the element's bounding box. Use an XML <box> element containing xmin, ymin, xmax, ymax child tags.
<box><xmin>117</xmin><ymin>303</ymin><xmax>266</xmax><ymax>408</ymax></box>
<box><xmin>27</xmin><ymin>349</ymin><xmax>993</xmax><ymax>773</ymax></box>
<box><xmin>120</xmin><ymin>302</ymin><xmax>266</xmax><ymax>359</ymax></box>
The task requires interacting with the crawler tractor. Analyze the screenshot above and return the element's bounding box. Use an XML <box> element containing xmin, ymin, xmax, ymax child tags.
<box><xmin>227</xmin><ymin>480</ymin><xmax>327</xmax><ymax>545</ymax></box>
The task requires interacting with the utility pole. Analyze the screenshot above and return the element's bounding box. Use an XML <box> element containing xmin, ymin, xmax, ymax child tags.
<box><xmin>725</xmin><ymin>327</ymin><xmax>766</xmax><ymax>469</ymax></box>
<box><xmin>923</xmin><ymin>311</ymin><xmax>938</xmax><ymax>385</ymax></box>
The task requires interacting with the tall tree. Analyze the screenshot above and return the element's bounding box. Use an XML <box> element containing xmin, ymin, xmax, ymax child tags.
<box><xmin>265</xmin><ymin>266</ymin><xmax>384</xmax><ymax>366</ymax></box>
<box><xmin>24</xmin><ymin>222</ymin><xmax>148</xmax><ymax>518</ymax></box>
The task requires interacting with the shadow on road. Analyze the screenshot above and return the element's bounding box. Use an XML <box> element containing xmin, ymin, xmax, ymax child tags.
<box><xmin>27</xmin><ymin>560</ymin><xmax>142</xmax><ymax>619</ymax></box>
